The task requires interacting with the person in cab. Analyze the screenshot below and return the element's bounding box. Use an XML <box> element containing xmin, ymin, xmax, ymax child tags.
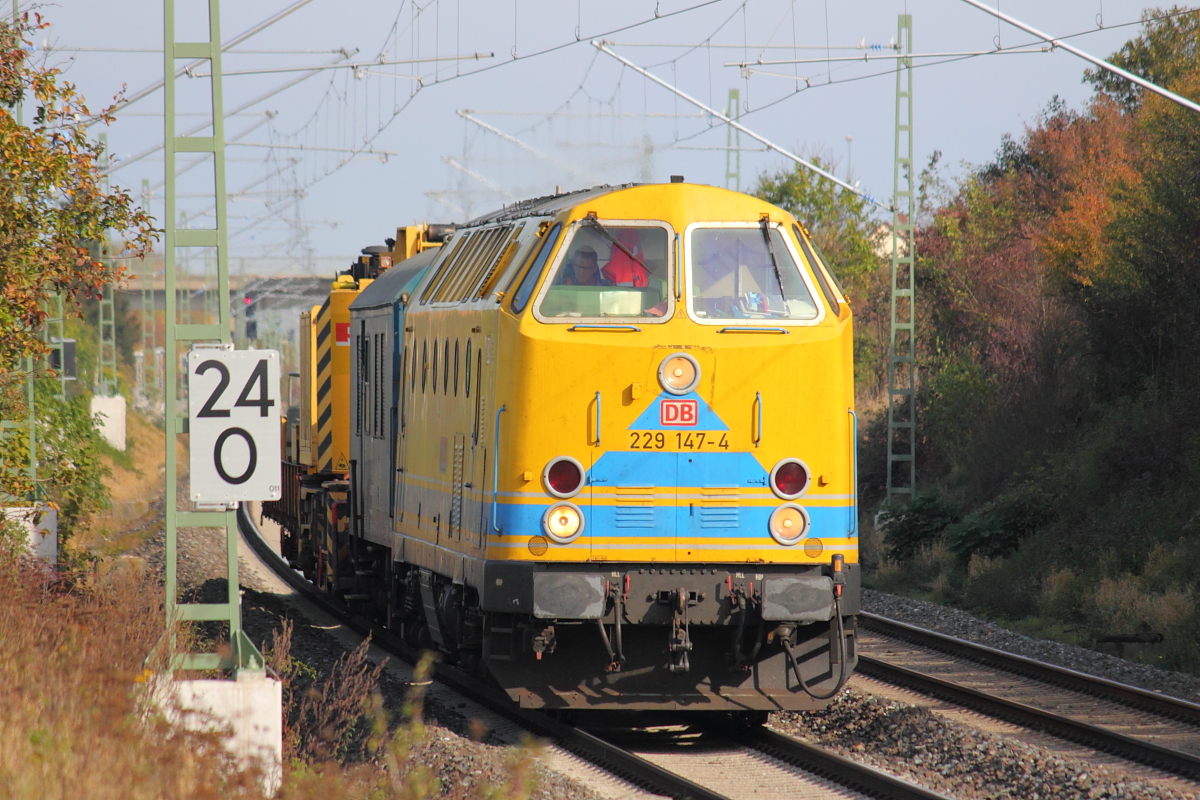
<box><xmin>562</xmin><ymin>246</ymin><xmax>613</xmax><ymax>286</ymax></box>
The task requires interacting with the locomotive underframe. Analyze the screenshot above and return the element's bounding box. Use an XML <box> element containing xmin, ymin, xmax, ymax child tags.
<box><xmin>274</xmin><ymin>482</ymin><xmax>859</xmax><ymax>712</ymax></box>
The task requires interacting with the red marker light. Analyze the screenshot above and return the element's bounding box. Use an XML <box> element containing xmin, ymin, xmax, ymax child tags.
<box><xmin>543</xmin><ymin>456</ymin><xmax>584</xmax><ymax>498</ymax></box>
<box><xmin>770</xmin><ymin>459</ymin><xmax>811</xmax><ymax>500</ymax></box>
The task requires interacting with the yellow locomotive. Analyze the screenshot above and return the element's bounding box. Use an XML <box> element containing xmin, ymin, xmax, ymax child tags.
<box><xmin>268</xmin><ymin>179</ymin><xmax>859</xmax><ymax>713</ymax></box>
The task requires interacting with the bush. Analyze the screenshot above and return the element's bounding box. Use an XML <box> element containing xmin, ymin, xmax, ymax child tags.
<box><xmin>1081</xmin><ymin>572</ymin><xmax>1199</xmax><ymax>671</ymax></box>
<box><xmin>877</xmin><ymin>493</ymin><xmax>962</xmax><ymax>562</ymax></box>
<box><xmin>962</xmin><ymin>555</ymin><xmax>1042</xmax><ymax>619</ymax></box>
<box><xmin>0</xmin><ymin>378</ymin><xmax>112</xmax><ymax>543</ymax></box>
<box><xmin>945</xmin><ymin>483</ymin><xmax>1056</xmax><ymax>561</ymax></box>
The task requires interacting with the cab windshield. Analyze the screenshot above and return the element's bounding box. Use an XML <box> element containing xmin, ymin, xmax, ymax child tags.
<box><xmin>535</xmin><ymin>223</ymin><xmax>670</xmax><ymax>320</ymax></box>
<box><xmin>688</xmin><ymin>226</ymin><xmax>819</xmax><ymax>322</ymax></box>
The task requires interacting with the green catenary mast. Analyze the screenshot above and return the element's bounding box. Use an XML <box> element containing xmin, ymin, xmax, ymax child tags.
<box><xmin>886</xmin><ymin>14</ymin><xmax>916</xmax><ymax>505</ymax></box>
<box><xmin>162</xmin><ymin>0</ymin><xmax>262</xmax><ymax>672</ymax></box>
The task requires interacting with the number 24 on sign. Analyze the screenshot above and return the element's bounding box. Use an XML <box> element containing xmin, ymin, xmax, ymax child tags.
<box><xmin>187</xmin><ymin>348</ymin><xmax>282</xmax><ymax>504</ymax></box>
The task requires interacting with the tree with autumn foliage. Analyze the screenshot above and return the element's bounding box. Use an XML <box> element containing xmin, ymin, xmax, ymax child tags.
<box><xmin>0</xmin><ymin>13</ymin><xmax>156</xmax><ymax>528</ymax></box>
<box><xmin>869</xmin><ymin>8</ymin><xmax>1200</xmax><ymax>670</ymax></box>
<box><xmin>0</xmin><ymin>13</ymin><xmax>157</xmax><ymax>389</ymax></box>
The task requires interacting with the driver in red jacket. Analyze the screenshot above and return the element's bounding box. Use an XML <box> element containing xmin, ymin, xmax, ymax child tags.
<box><xmin>602</xmin><ymin>229</ymin><xmax>650</xmax><ymax>288</ymax></box>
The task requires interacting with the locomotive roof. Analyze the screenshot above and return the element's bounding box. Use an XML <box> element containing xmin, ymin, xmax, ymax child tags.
<box><xmin>464</xmin><ymin>183</ymin><xmax>638</xmax><ymax>226</ymax></box>
<box><xmin>350</xmin><ymin>246</ymin><xmax>440</xmax><ymax>310</ymax></box>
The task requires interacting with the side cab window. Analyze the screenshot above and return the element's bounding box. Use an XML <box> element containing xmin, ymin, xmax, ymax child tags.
<box><xmin>510</xmin><ymin>223</ymin><xmax>562</xmax><ymax>314</ymax></box>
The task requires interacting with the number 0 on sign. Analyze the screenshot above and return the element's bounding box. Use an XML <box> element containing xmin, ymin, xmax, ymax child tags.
<box><xmin>187</xmin><ymin>349</ymin><xmax>282</xmax><ymax>503</ymax></box>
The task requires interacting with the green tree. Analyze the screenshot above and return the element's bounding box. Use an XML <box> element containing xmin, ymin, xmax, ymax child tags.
<box><xmin>1085</xmin><ymin>6</ymin><xmax>1200</xmax><ymax>111</ymax></box>
<box><xmin>753</xmin><ymin>158</ymin><xmax>889</xmax><ymax>394</ymax></box>
<box><xmin>0</xmin><ymin>13</ymin><xmax>156</xmax><ymax>388</ymax></box>
<box><xmin>754</xmin><ymin>157</ymin><xmax>881</xmax><ymax>288</ymax></box>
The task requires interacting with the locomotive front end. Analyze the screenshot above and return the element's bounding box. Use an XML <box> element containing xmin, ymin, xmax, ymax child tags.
<box><xmin>483</xmin><ymin>183</ymin><xmax>859</xmax><ymax>711</ymax></box>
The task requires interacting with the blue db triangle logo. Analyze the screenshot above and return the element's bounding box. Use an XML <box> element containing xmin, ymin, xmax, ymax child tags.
<box><xmin>627</xmin><ymin>391</ymin><xmax>729</xmax><ymax>431</ymax></box>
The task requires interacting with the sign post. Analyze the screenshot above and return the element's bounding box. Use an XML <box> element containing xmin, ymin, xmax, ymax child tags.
<box><xmin>187</xmin><ymin>347</ymin><xmax>282</xmax><ymax>506</ymax></box>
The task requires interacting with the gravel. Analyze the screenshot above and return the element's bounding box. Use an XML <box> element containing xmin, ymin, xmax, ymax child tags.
<box><xmin>773</xmin><ymin>690</ymin><xmax>1198</xmax><ymax>800</ymax></box>
<box><xmin>862</xmin><ymin>589</ymin><xmax>1200</xmax><ymax>704</ymax></box>
<box><xmin>239</xmin><ymin>587</ymin><xmax>605</xmax><ymax>800</ymax></box>
<box><xmin>124</xmin><ymin>493</ymin><xmax>606</xmax><ymax>799</ymax></box>
<box><xmin>122</xmin><ymin>464</ymin><xmax>1200</xmax><ymax>798</ymax></box>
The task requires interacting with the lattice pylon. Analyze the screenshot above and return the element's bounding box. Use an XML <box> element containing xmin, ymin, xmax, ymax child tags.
<box><xmin>886</xmin><ymin>14</ymin><xmax>917</xmax><ymax>505</ymax></box>
<box><xmin>725</xmin><ymin>89</ymin><xmax>741</xmax><ymax>192</ymax></box>
<box><xmin>162</xmin><ymin>0</ymin><xmax>262</xmax><ymax>673</ymax></box>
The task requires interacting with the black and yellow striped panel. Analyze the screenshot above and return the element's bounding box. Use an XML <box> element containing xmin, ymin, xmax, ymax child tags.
<box><xmin>315</xmin><ymin>297</ymin><xmax>334</xmax><ymax>472</ymax></box>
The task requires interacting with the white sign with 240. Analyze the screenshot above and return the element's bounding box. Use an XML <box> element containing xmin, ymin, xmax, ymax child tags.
<box><xmin>187</xmin><ymin>347</ymin><xmax>282</xmax><ymax>504</ymax></box>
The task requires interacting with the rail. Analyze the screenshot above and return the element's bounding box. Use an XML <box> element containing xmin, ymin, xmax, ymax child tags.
<box><xmin>861</xmin><ymin>613</ymin><xmax>1200</xmax><ymax>724</ymax></box>
<box><xmin>860</xmin><ymin>613</ymin><xmax>1200</xmax><ymax>779</ymax></box>
<box><xmin>237</xmin><ymin>504</ymin><xmax>734</xmax><ymax>800</ymax></box>
<box><xmin>728</xmin><ymin>722</ymin><xmax>953</xmax><ymax>800</ymax></box>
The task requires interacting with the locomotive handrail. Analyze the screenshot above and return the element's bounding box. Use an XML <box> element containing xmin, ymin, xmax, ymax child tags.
<box><xmin>491</xmin><ymin>405</ymin><xmax>506</xmax><ymax>533</ymax></box>
<box><xmin>673</xmin><ymin>232</ymin><xmax>682</xmax><ymax>301</ymax></box>
<box><xmin>754</xmin><ymin>391</ymin><xmax>762</xmax><ymax>447</ymax></box>
<box><xmin>717</xmin><ymin>326</ymin><xmax>789</xmax><ymax>334</ymax></box>
<box><xmin>594</xmin><ymin>391</ymin><xmax>602</xmax><ymax>446</ymax></box>
<box><xmin>567</xmin><ymin>324</ymin><xmax>641</xmax><ymax>332</ymax></box>
<box><xmin>848</xmin><ymin>408</ymin><xmax>858</xmax><ymax>537</ymax></box>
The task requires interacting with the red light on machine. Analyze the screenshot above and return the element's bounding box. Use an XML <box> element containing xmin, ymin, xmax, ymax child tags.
<box><xmin>543</xmin><ymin>456</ymin><xmax>584</xmax><ymax>498</ymax></box>
<box><xmin>770</xmin><ymin>459</ymin><xmax>811</xmax><ymax>500</ymax></box>
<box><xmin>660</xmin><ymin>399</ymin><xmax>698</xmax><ymax>426</ymax></box>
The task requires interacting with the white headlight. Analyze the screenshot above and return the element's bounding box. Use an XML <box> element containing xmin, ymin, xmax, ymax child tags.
<box><xmin>769</xmin><ymin>503</ymin><xmax>810</xmax><ymax>546</ymax></box>
<box><xmin>658</xmin><ymin>352</ymin><xmax>701</xmax><ymax>395</ymax></box>
<box><xmin>542</xmin><ymin>502</ymin><xmax>585</xmax><ymax>544</ymax></box>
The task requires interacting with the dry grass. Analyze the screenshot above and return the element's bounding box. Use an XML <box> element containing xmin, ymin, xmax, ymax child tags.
<box><xmin>0</xmin><ymin>557</ymin><xmax>264</xmax><ymax>799</ymax></box>
<box><xmin>0</xmin><ymin>551</ymin><xmax>546</xmax><ymax>800</ymax></box>
<box><xmin>262</xmin><ymin>620</ymin><xmax>387</xmax><ymax>764</ymax></box>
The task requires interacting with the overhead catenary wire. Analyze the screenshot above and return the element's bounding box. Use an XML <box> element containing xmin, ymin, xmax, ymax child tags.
<box><xmin>593</xmin><ymin>40</ymin><xmax>890</xmax><ymax>212</ymax></box>
<box><xmin>89</xmin><ymin>0</ymin><xmax>317</xmax><ymax>126</ymax></box>
<box><xmin>187</xmin><ymin>52</ymin><xmax>494</xmax><ymax>79</ymax></box>
<box><xmin>606</xmin><ymin>42</ymin><xmax>893</xmax><ymax>50</ymax></box>
<box><xmin>102</xmin><ymin>51</ymin><xmax>358</xmax><ymax>176</ymax></box>
<box><xmin>442</xmin><ymin>156</ymin><xmax>520</xmax><ymax>202</ymax></box>
<box><xmin>957</xmin><ymin>0</ymin><xmax>1200</xmax><ymax>114</ymax></box>
<box><xmin>218</xmin><ymin>0</ymin><xmax>728</xmax><ymax>253</ymax></box>
<box><xmin>726</xmin><ymin>47</ymin><xmax>1050</xmax><ymax>67</ymax></box>
<box><xmin>457</xmin><ymin>110</ymin><xmax>598</xmax><ymax>183</ymax></box>
<box><xmin>717</xmin><ymin>8</ymin><xmax>1200</xmax><ymax>142</ymax></box>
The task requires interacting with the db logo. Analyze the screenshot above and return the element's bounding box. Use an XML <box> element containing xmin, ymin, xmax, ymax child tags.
<box><xmin>660</xmin><ymin>399</ymin><xmax>698</xmax><ymax>426</ymax></box>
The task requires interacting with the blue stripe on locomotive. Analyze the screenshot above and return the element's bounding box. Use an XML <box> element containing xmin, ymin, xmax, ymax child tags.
<box><xmin>492</xmin><ymin>449</ymin><xmax>855</xmax><ymax>541</ymax></box>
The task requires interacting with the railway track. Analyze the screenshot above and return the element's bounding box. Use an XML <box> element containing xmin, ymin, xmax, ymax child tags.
<box><xmin>859</xmin><ymin>612</ymin><xmax>1200</xmax><ymax>783</ymax></box>
<box><xmin>237</xmin><ymin>506</ymin><xmax>951</xmax><ymax>800</ymax></box>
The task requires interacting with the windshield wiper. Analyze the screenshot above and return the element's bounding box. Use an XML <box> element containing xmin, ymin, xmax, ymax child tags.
<box><xmin>760</xmin><ymin>218</ymin><xmax>788</xmax><ymax>299</ymax></box>
<box><xmin>584</xmin><ymin>212</ymin><xmax>649</xmax><ymax>274</ymax></box>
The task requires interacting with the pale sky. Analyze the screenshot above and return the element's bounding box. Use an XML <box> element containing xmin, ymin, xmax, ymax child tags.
<box><xmin>38</xmin><ymin>1</ymin><xmax>1163</xmax><ymax>272</ymax></box>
